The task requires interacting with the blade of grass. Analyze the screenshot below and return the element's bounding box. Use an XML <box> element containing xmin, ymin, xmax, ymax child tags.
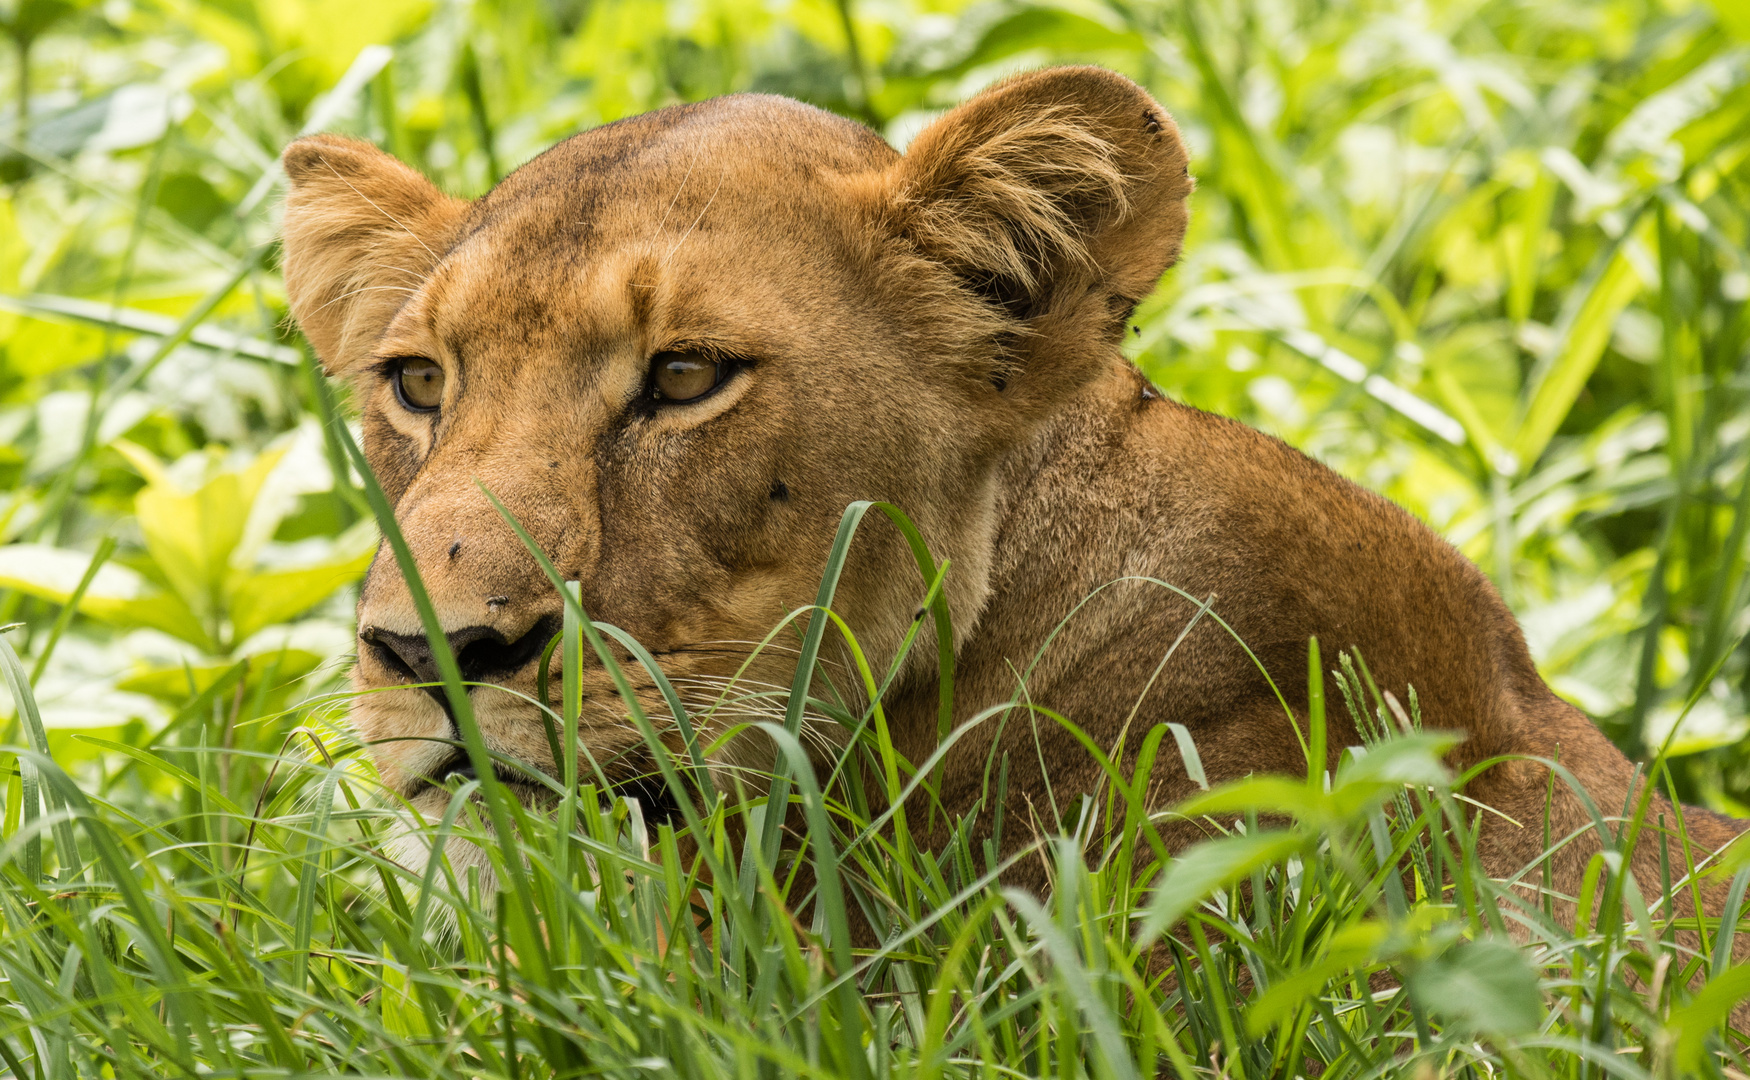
<box><xmin>1512</xmin><ymin>226</ymin><xmax>1647</xmax><ymax>468</ymax></box>
<box><xmin>28</xmin><ymin>536</ymin><xmax>114</xmax><ymax>683</ymax></box>
<box><xmin>0</xmin><ymin>632</ymin><xmax>81</xmax><ymax>884</ymax></box>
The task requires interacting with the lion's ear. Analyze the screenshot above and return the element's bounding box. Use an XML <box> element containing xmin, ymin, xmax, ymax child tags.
<box><xmin>280</xmin><ymin>135</ymin><xmax>466</xmax><ymax>375</ymax></box>
<box><xmin>891</xmin><ymin>66</ymin><xmax>1192</xmax><ymax>326</ymax></box>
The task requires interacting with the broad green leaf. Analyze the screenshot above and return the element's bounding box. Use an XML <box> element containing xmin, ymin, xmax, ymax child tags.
<box><xmin>132</xmin><ymin>474</ymin><xmax>241</xmax><ymax>620</ymax></box>
<box><xmin>1173</xmin><ymin>733</ymin><xmax>1458</xmax><ymax>826</ymax></box>
<box><xmin>98</xmin><ymin>595</ymin><xmax>213</xmax><ymax>651</ymax></box>
<box><xmin>1668</xmin><ymin>964</ymin><xmax>1750</xmax><ymax>1073</ymax></box>
<box><xmin>228</xmin><ymin>535</ymin><xmax>375</xmax><ymax>641</ymax></box>
<box><xmin>1139</xmin><ymin>830</ymin><xmax>1309</xmax><ymax>942</ymax></box>
<box><xmin>1407</xmin><ymin>939</ymin><xmax>1543</xmax><ymax>1038</ymax></box>
<box><xmin>0</xmin><ymin>542</ymin><xmax>212</xmax><ymax>650</ymax></box>
<box><xmin>1177</xmin><ymin>776</ymin><xmax>1329</xmax><ymax>821</ymax></box>
<box><xmin>1332</xmin><ymin>731</ymin><xmax>1459</xmax><ymax>789</ymax></box>
<box><xmin>953</xmin><ymin>9</ymin><xmax>1139</xmax><ymax>75</ymax></box>
<box><xmin>1324</xmin><ymin>732</ymin><xmax>1460</xmax><ymax>818</ymax></box>
<box><xmin>1252</xmin><ymin>906</ymin><xmax>1470</xmax><ymax>1034</ymax></box>
<box><xmin>116</xmin><ymin>442</ymin><xmax>284</xmax><ymax>627</ymax></box>
<box><xmin>1712</xmin><ymin>0</ymin><xmax>1750</xmax><ymax>40</ymax></box>
<box><xmin>110</xmin><ymin>439</ymin><xmax>170</xmax><ymax>487</ymax></box>
<box><xmin>3</xmin><ymin>316</ymin><xmax>110</xmax><ymax>377</ymax></box>
<box><xmin>0</xmin><ymin>542</ymin><xmax>144</xmax><ymax>601</ymax></box>
<box><xmin>256</xmin><ymin>0</ymin><xmax>430</xmax><ymax>85</ymax></box>
<box><xmin>115</xmin><ymin>650</ymin><xmax>321</xmax><ymax>701</ymax></box>
<box><xmin>228</xmin><ymin>557</ymin><xmax>371</xmax><ymax>641</ymax></box>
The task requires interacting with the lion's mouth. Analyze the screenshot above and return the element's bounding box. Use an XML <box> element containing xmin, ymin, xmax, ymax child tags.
<box><xmin>413</xmin><ymin>749</ymin><xmax>683</xmax><ymax>826</ymax></box>
<box><xmin>417</xmin><ymin>751</ymin><xmax>536</xmax><ymax>793</ymax></box>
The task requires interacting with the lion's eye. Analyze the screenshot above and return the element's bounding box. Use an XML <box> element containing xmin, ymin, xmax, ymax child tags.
<box><xmin>650</xmin><ymin>351</ymin><xmax>724</xmax><ymax>403</ymax></box>
<box><xmin>395</xmin><ymin>359</ymin><xmax>445</xmax><ymax>412</ymax></box>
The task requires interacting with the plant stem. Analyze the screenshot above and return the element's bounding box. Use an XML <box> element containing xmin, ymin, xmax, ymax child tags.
<box><xmin>15</xmin><ymin>38</ymin><xmax>27</xmax><ymax>135</ymax></box>
<box><xmin>834</xmin><ymin>0</ymin><xmax>877</xmax><ymax>126</ymax></box>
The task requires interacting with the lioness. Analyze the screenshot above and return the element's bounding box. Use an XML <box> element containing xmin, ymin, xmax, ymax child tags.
<box><xmin>281</xmin><ymin>66</ymin><xmax>1744</xmax><ymax>920</ymax></box>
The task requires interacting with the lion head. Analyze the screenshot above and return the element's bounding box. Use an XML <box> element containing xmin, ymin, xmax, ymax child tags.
<box><xmin>279</xmin><ymin>67</ymin><xmax>1192</xmax><ymax>826</ymax></box>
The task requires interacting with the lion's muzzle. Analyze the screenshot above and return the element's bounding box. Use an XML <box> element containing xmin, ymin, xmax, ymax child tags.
<box><xmin>360</xmin><ymin>616</ymin><xmax>563</xmax><ymax>705</ymax></box>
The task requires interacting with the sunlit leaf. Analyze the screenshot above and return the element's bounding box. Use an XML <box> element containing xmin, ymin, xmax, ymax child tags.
<box><xmin>1331</xmin><ymin>731</ymin><xmax>1459</xmax><ymax>790</ymax></box>
<box><xmin>114</xmin><ymin>442</ymin><xmax>285</xmax><ymax>629</ymax></box>
<box><xmin>1138</xmin><ymin>830</ymin><xmax>1308</xmax><ymax>942</ymax></box>
<box><xmin>1177</xmin><ymin>733</ymin><xmax>1459</xmax><ymax>825</ymax></box>
<box><xmin>1176</xmin><ymin>775</ymin><xmax>1328</xmax><ymax>821</ymax></box>
<box><xmin>1407</xmin><ymin>938</ymin><xmax>1544</xmax><ymax>1038</ymax></box>
<box><xmin>1512</xmin><ymin>240</ymin><xmax>1646</xmax><ymax>469</ymax></box>
<box><xmin>0</xmin><ymin>542</ymin><xmax>213</xmax><ymax>650</ymax></box>
<box><xmin>228</xmin><ymin>546</ymin><xmax>373</xmax><ymax>641</ymax></box>
<box><xmin>115</xmin><ymin>650</ymin><xmax>321</xmax><ymax>701</ymax></box>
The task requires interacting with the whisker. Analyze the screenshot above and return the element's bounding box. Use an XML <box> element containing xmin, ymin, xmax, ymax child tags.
<box><xmin>651</xmin><ymin>142</ymin><xmax>703</xmax><ymax>244</ymax></box>
<box><xmin>314</xmin><ymin>284</ymin><xmax>419</xmax><ymax>315</ymax></box>
<box><xmin>319</xmin><ymin>155</ymin><xmax>442</xmax><ymax>265</ymax></box>
<box><xmin>662</xmin><ymin>167</ymin><xmax>726</xmax><ymax>267</ymax></box>
<box><xmin>367</xmin><ymin>261</ymin><xmax>431</xmax><ymax>283</ymax></box>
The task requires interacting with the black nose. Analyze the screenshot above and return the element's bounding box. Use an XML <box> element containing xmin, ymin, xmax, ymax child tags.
<box><xmin>360</xmin><ymin>615</ymin><xmax>562</xmax><ymax>691</ymax></box>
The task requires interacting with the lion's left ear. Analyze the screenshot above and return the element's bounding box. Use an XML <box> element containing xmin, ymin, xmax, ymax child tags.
<box><xmin>889</xmin><ymin>66</ymin><xmax>1192</xmax><ymax>356</ymax></box>
<box><xmin>280</xmin><ymin>135</ymin><xmax>467</xmax><ymax>376</ymax></box>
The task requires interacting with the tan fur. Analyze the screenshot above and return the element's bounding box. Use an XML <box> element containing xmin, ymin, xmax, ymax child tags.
<box><xmin>279</xmin><ymin>68</ymin><xmax>1744</xmax><ymax>940</ymax></box>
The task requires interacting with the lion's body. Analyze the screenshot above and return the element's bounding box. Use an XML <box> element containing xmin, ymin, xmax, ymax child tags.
<box><xmin>278</xmin><ymin>67</ymin><xmax>1743</xmax><ymax>926</ymax></box>
<box><xmin>912</xmin><ymin>359</ymin><xmax>1746</xmax><ymax>903</ymax></box>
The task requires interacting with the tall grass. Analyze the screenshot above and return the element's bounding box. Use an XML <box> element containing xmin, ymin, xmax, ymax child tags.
<box><xmin>2</xmin><ymin>390</ymin><xmax>1750</xmax><ymax>1075</ymax></box>
<box><xmin>5</xmin><ymin>0</ymin><xmax>1749</xmax><ymax>797</ymax></box>
<box><xmin>4</xmin><ymin>512</ymin><xmax>1750</xmax><ymax>1073</ymax></box>
<box><xmin>2</xmin><ymin>0</ymin><xmax>1750</xmax><ymax>1075</ymax></box>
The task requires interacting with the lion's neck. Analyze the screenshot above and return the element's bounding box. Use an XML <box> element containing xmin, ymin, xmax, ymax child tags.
<box><xmin>984</xmin><ymin>361</ymin><xmax>1151</xmax><ymax>598</ymax></box>
<box><xmin>884</xmin><ymin>358</ymin><xmax>1165</xmax><ymax>797</ymax></box>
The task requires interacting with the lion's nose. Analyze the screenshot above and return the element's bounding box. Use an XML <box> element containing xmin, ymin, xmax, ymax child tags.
<box><xmin>360</xmin><ymin>615</ymin><xmax>562</xmax><ymax>689</ymax></box>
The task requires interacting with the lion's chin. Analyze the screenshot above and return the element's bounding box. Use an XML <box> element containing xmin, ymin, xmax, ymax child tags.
<box><xmin>385</xmin><ymin>764</ymin><xmax>683</xmax><ymax>927</ymax></box>
<box><xmin>383</xmin><ymin>805</ymin><xmax>505</xmax><ymax>938</ymax></box>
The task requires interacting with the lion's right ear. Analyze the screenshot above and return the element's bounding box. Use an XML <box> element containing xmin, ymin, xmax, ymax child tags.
<box><xmin>280</xmin><ymin>135</ymin><xmax>466</xmax><ymax>375</ymax></box>
<box><xmin>885</xmin><ymin>67</ymin><xmax>1192</xmax><ymax>410</ymax></box>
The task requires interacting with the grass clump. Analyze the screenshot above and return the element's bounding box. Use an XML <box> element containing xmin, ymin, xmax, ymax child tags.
<box><xmin>4</xmin><ymin>460</ymin><xmax>1750</xmax><ymax>1077</ymax></box>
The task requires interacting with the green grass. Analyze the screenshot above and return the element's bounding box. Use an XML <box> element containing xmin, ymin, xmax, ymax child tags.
<box><xmin>5</xmin><ymin>477</ymin><xmax>1750</xmax><ymax>1076</ymax></box>
<box><xmin>2</xmin><ymin>0</ymin><xmax>1750</xmax><ymax>1074</ymax></box>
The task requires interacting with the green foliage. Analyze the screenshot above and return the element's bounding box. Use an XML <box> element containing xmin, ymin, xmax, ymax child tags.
<box><xmin>3</xmin><ymin>0</ymin><xmax>1748</xmax><ymax>791</ymax></box>
<box><xmin>2</xmin><ymin>441</ymin><xmax>371</xmax><ymax>654</ymax></box>
<box><xmin>7</xmin><ymin>540</ymin><xmax>1750</xmax><ymax>1075</ymax></box>
<box><xmin>1</xmin><ymin>0</ymin><xmax>1749</xmax><ymax>1074</ymax></box>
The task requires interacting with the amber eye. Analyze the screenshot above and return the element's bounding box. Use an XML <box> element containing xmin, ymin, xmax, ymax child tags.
<box><xmin>650</xmin><ymin>351</ymin><xmax>725</xmax><ymax>403</ymax></box>
<box><xmin>395</xmin><ymin>358</ymin><xmax>445</xmax><ymax>412</ymax></box>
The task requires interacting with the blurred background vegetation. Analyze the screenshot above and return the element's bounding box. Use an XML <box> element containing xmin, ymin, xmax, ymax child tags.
<box><xmin>1</xmin><ymin>0</ymin><xmax>1749</xmax><ymax>820</ymax></box>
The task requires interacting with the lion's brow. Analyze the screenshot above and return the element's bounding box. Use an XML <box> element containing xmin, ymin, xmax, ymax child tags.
<box><xmin>661</xmin><ymin>166</ymin><xmax>727</xmax><ymax>268</ymax></box>
<box><xmin>641</xmin><ymin>141</ymin><xmax>703</xmax><ymax>239</ymax></box>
